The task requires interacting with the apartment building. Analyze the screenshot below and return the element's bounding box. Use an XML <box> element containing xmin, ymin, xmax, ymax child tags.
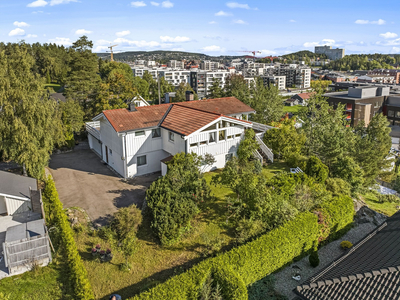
<box><xmin>261</xmin><ymin>75</ymin><xmax>286</xmax><ymax>90</ymax></box>
<box><xmin>189</xmin><ymin>70</ymin><xmax>230</xmax><ymax>98</ymax></box>
<box><xmin>159</xmin><ymin>70</ymin><xmax>190</xmax><ymax>86</ymax></box>
<box><xmin>168</xmin><ymin>60</ymin><xmax>184</xmax><ymax>69</ymax></box>
<box><xmin>200</xmin><ymin>61</ymin><xmax>220</xmax><ymax>71</ymax></box>
<box><xmin>131</xmin><ymin>67</ymin><xmax>159</xmax><ymax>80</ymax></box>
<box><xmin>369</xmin><ymin>69</ymin><xmax>400</xmax><ymax>84</ymax></box>
<box><xmin>315</xmin><ymin>45</ymin><xmax>345</xmax><ymax>60</ymax></box>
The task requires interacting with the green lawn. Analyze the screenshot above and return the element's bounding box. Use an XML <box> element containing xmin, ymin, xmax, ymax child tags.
<box><xmin>361</xmin><ymin>191</ymin><xmax>399</xmax><ymax>216</ymax></box>
<box><xmin>43</xmin><ymin>83</ymin><xmax>61</xmax><ymax>93</ymax></box>
<box><xmin>262</xmin><ymin>161</ymin><xmax>290</xmax><ymax>180</ymax></box>
<box><xmin>283</xmin><ymin>105</ymin><xmax>304</xmax><ymax>115</ymax></box>
<box><xmin>0</xmin><ymin>257</ymin><xmax>73</xmax><ymax>300</ymax></box>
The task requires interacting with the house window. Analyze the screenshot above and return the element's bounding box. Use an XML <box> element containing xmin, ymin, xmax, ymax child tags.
<box><xmin>388</xmin><ymin>110</ymin><xmax>395</xmax><ymax>118</ymax></box>
<box><xmin>219</xmin><ymin>130</ymin><xmax>226</xmax><ymax>141</ymax></box>
<box><xmin>200</xmin><ymin>141</ymin><xmax>207</xmax><ymax>146</ymax></box>
<box><xmin>152</xmin><ymin>128</ymin><xmax>161</xmax><ymax>138</ymax></box>
<box><xmin>109</xmin><ymin>149</ymin><xmax>112</xmax><ymax>155</ymax></box>
<box><xmin>225</xmin><ymin>153</ymin><xmax>233</xmax><ymax>162</ymax></box>
<box><xmin>209</xmin><ymin>132</ymin><xmax>216</xmax><ymax>143</ymax></box>
<box><xmin>235</xmin><ymin>134</ymin><xmax>241</xmax><ymax>138</ymax></box>
<box><xmin>190</xmin><ymin>143</ymin><xmax>198</xmax><ymax>148</ymax></box>
<box><xmin>227</xmin><ymin>135</ymin><xmax>234</xmax><ymax>140</ymax></box>
<box><xmin>169</xmin><ymin>132</ymin><xmax>174</xmax><ymax>142</ymax></box>
<box><xmin>374</xmin><ymin>102</ymin><xmax>379</xmax><ymax>108</ymax></box>
<box><xmin>135</xmin><ymin>130</ymin><xmax>145</xmax><ymax>137</ymax></box>
<box><xmin>137</xmin><ymin>155</ymin><xmax>147</xmax><ymax>166</ymax></box>
<box><xmin>396</xmin><ymin>111</ymin><xmax>400</xmax><ymax>119</ymax></box>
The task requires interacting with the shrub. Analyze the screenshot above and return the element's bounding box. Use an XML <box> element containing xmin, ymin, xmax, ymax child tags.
<box><xmin>111</xmin><ymin>205</ymin><xmax>142</xmax><ymax>240</ymax></box>
<box><xmin>325</xmin><ymin>178</ymin><xmax>351</xmax><ymax>197</ymax></box>
<box><xmin>43</xmin><ymin>177</ymin><xmax>94</xmax><ymax>300</ymax></box>
<box><xmin>340</xmin><ymin>240</ymin><xmax>353</xmax><ymax>249</ymax></box>
<box><xmin>305</xmin><ymin>156</ymin><xmax>329</xmax><ymax>183</ymax></box>
<box><xmin>377</xmin><ymin>194</ymin><xmax>400</xmax><ymax>203</ymax></box>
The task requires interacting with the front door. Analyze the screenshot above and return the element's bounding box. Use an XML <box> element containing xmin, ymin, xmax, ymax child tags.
<box><xmin>105</xmin><ymin>146</ymin><xmax>109</xmax><ymax>163</ymax></box>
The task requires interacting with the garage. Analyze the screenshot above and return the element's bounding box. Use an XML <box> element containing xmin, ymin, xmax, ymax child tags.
<box><xmin>88</xmin><ymin>133</ymin><xmax>102</xmax><ymax>157</ymax></box>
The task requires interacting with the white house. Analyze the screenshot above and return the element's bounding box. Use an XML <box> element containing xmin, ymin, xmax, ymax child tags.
<box><xmin>0</xmin><ymin>171</ymin><xmax>36</xmax><ymax>216</ymax></box>
<box><xmin>86</xmin><ymin>97</ymin><xmax>274</xmax><ymax>178</ymax></box>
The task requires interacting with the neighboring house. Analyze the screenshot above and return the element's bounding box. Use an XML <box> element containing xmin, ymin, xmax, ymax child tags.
<box><xmin>131</xmin><ymin>95</ymin><xmax>150</xmax><ymax>107</ymax></box>
<box><xmin>291</xmin><ymin>93</ymin><xmax>313</xmax><ymax>106</ymax></box>
<box><xmin>284</xmin><ymin>98</ymin><xmax>299</xmax><ymax>106</ymax></box>
<box><xmin>86</xmin><ymin>97</ymin><xmax>273</xmax><ymax>178</ymax></box>
<box><xmin>295</xmin><ymin>211</ymin><xmax>400</xmax><ymax>300</ymax></box>
<box><xmin>0</xmin><ymin>171</ymin><xmax>51</xmax><ymax>279</ymax></box>
<box><xmin>0</xmin><ymin>171</ymin><xmax>36</xmax><ymax>216</ymax></box>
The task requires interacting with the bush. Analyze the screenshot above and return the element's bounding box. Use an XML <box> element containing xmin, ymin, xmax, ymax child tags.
<box><xmin>377</xmin><ymin>194</ymin><xmax>400</xmax><ymax>203</ymax></box>
<box><xmin>325</xmin><ymin>178</ymin><xmax>351</xmax><ymax>197</ymax></box>
<box><xmin>305</xmin><ymin>156</ymin><xmax>329</xmax><ymax>183</ymax></box>
<box><xmin>340</xmin><ymin>240</ymin><xmax>353</xmax><ymax>249</ymax></box>
<box><xmin>43</xmin><ymin>177</ymin><xmax>94</xmax><ymax>300</ymax></box>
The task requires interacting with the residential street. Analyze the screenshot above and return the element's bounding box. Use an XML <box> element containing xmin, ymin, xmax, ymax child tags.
<box><xmin>48</xmin><ymin>145</ymin><xmax>158</xmax><ymax>225</ymax></box>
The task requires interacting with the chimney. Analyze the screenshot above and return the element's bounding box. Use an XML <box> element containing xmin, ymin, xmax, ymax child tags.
<box><xmin>185</xmin><ymin>91</ymin><xmax>194</xmax><ymax>101</ymax></box>
<box><xmin>129</xmin><ymin>102</ymin><xmax>137</xmax><ymax>112</ymax></box>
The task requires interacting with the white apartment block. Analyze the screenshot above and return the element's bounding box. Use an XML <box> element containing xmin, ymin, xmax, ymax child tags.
<box><xmin>159</xmin><ymin>70</ymin><xmax>190</xmax><ymax>86</ymax></box>
<box><xmin>200</xmin><ymin>61</ymin><xmax>221</xmax><ymax>71</ymax></box>
<box><xmin>190</xmin><ymin>70</ymin><xmax>231</xmax><ymax>98</ymax></box>
<box><xmin>300</xmin><ymin>68</ymin><xmax>311</xmax><ymax>89</ymax></box>
<box><xmin>167</xmin><ymin>60</ymin><xmax>184</xmax><ymax>69</ymax></box>
<box><xmin>131</xmin><ymin>67</ymin><xmax>159</xmax><ymax>80</ymax></box>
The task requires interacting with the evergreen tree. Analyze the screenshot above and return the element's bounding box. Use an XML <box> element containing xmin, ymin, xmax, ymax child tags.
<box><xmin>64</xmin><ymin>36</ymin><xmax>101</xmax><ymax>119</ymax></box>
<box><xmin>208</xmin><ymin>78</ymin><xmax>224</xmax><ymax>99</ymax></box>
<box><xmin>174</xmin><ymin>82</ymin><xmax>198</xmax><ymax>102</ymax></box>
<box><xmin>0</xmin><ymin>44</ymin><xmax>63</xmax><ymax>178</ymax></box>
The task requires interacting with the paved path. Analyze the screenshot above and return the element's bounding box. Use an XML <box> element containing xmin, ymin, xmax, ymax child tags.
<box><xmin>48</xmin><ymin>149</ymin><xmax>158</xmax><ymax>225</ymax></box>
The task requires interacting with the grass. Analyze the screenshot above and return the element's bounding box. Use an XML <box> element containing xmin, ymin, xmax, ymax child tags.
<box><xmin>0</xmin><ymin>256</ymin><xmax>74</xmax><ymax>300</ymax></box>
<box><xmin>43</xmin><ymin>83</ymin><xmax>61</xmax><ymax>93</ymax></box>
<box><xmin>283</xmin><ymin>105</ymin><xmax>304</xmax><ymax>115</ymax></box>
<box><xmin>361</xmin><ymin>191</ymin><xmax>399</xmax><ymax>216</ymax></box>
<box><xmin>262</xmin><ymin>161</ymin><xmax>290</xmax><ymax>180</ymax></box>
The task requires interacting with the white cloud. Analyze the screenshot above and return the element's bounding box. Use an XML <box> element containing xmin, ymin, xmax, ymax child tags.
<box><xmin>202</xmin><ymin>45</ymin><xmax>224</xmax><ymax>52</ymax></box>
<box><xmin>13</xmin><ymin>21</ymin><xmax>30</xmax><ymax>27</ymax></box>
<box><xmin>234</xmin><ymin>19</ymin><xmax>247</xmax><ymax>24</ymax></box>
<box><xmin>49</xmin><ymin>0</ymin><xmax>77</xmax><ymax>5</ymax></box>
<box><xmin>172</xmin><ymin>47</ymin><xmax>185</xmax><ymax>51</ymax></box>
<box><xmin>48</xmin><ymin>37</ymin><xmax>72</xmax><ymax>46</ymax></box>
<box><xmin>391</xmin><ymin>47</ymin><xmax>400</xmax><ymax>54</ymax></box>
<box><xmin>226</xmin><ymin>2</ymin><xmax>250</xmax><ymax>9</ymax></box>
<box><xmin>289</xmin><ymin>19</ymin><xmax>296</xmax><ymax>23</ymax></box>
<box><xmin>75</xmin><ymin>29</ymin><xmax>92</xmax><ymax>35</ymax></box>
<box><xmin>114</xmin><ymin>38</ymin><xmax>161</xmax><ymax>48</ymax></box>
<box><xmin>215</xmin><ymin>11</ymin><xmax>232</xmax><ymax>16</ymax></box>
<box><xmin>93</xmin><ymin>46</ymin><xmax>109</xmax><ymax>53</ymax></box>
<box><xmin>131</xmin><ymin>1</ymin><xmax>146</xmax><ymax>7</ymax></box>
<box><xmin>116</xmin><ymin>30</ymin><xmax>130</xmax><ymax>37</ymax></box>
<box><xmin>161</xmin><ymin>1</ymin><xmax>173</xmax><ymax>8</ymax></box>
<box><xmin>8</xmin><ymin>28</ymin><xmax>25</xmax><ymax>36</ymax></box>
<box><xmin>377</xmin><ymin>38</ymin><xmax>400</xmax><ymax>46</ymax></box>
<box><xmin>209</xmin><ymin>21</ymin><xmax>217</xmax><ymax>24</ymax></box>
<box><xmin>303</xmin><ymin>39</ymin><xmax>336</xmax><ymax>48</ymax></box>
<box><xmin>160</xmin><ymin>36</ymin><xmax>190</xmax><ymax>42</ymax></box>
<box><xmin>96</xmin><ymin>39</ymin><xmax>112</xmax><ymax>46</ymax></box>
<box><xmin>150</xmin><ymin>1</ymin><xmax>159</xmax><ymax>6</ymax></box>
<box><xmin>26</xmin><ymin>34</ymin><xmax>38</xmax><ymax>38</ymax></box>
<box><xmin>380</xmin><ymin>32</ymin><xmax>398</xmax><ymax>39</ymax></box>
<box><xmin>355</xmin><ymin>19</ymin><xmax>386</xmax><ymax>25</ymax></box>
<box><xmin>32</xmin><ymin>10</ymin><xmax>44</xmax><ymax>13</ymax></box>
<box><xmin>27</xmin><ymin>0</ymin><xmax>48</xmax><ymax>7</ymax></box>
<box><xmin>259</xmin><ymin>49</ymin><xmax>277</xmax><ymax>56</ymax></box>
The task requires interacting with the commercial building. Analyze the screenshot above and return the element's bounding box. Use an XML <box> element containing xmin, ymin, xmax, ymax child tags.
<box><xmin>315</xmin><ymin>45</ymin><xmax>345</xmax><ymax>61</ymax></box>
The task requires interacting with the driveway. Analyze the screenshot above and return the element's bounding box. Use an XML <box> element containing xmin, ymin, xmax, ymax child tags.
<box><xmin>48</xmin><ymin>147</ymin><xmax>159</xmax><ymax>225</ymax></box>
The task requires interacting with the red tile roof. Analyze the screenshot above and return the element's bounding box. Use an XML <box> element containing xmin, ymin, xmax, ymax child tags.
<box><xmin>161</xmin><ymin>105</ymin><xmax>221</xmax><ymax>135</ymax></box>
<box><xmin>100</xmin><ymin>97</ymin><xmax>254</xmax><ymax>133</ymax></box>
<box><xmin>296</xmin><ymin>92</ymin><xmax>314</xmax><ymax>100</ymax></box>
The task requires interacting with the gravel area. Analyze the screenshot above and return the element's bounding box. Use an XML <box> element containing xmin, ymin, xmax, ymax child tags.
<box><xmin>273</xmin><ymin>222</ymin><xmax>378</xmax><ymax>300</ymax></box>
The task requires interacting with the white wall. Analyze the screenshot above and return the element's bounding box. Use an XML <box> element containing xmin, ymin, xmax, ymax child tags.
<box><xmin>0</xmin><ymin>196</ymin><xmax>7</xmax><ymax>214</ymax></box>
<box><xmin>5</xmin><ymin>196</ymin><xmax>31</xmax><ymax>215</ymax></box>
<box><xmin>88</xmin><ymin>134</ymin><xmax>102</xmax><ymax>157</ymax></box>
<box><xmin>162</xmin><ymin>128</ymin><xmax>186</xmax><ymax>156</ymax></box>
<box><xmin>99</xmin><ymin>118</ymin><xmax>124</xmax><ymax>176</ymax></box>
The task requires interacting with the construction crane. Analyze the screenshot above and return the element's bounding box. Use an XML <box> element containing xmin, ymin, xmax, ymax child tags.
<box><xmin>264</xmin><ymin>56</ymin><xmax>278</xmax><ymax>63</ymax></box>
<box><xmin>107</xmin><ymin>44</ymin><xmax>118</xmax><ymax>61</ymax></box>
<box><xmin>231</xmin><ymin>50</ymin><xmax>262</xmax><ymax>62</ymax></box>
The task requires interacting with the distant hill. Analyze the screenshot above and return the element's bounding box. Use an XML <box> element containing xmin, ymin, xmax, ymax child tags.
<box><xmin>96</xmin><ymin>50</ymin><xmax>245</xmax><ymax>63</ymax></box>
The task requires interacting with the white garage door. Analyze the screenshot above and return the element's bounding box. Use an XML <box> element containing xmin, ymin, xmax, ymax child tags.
<box><xmin>89</xmin><ymin>134</ymin><xmax>102</xmax><ymax>156</ymax></box>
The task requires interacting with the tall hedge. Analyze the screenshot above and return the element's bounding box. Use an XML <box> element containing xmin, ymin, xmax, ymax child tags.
<box><xmin>43</xmin><ymin>177</ymin><xmax>94</xmax><ymax>300</ymax></box>
<box><xmin>130</xmin><ymin>212</ymin><xmax>319</xmax><ymax>300</ymax></box>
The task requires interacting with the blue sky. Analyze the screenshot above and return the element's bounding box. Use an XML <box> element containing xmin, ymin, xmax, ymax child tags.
<box><xmin>1</xmin><ymin>0</ymin><xmax>399</xmax><ymax>56</ymax></box>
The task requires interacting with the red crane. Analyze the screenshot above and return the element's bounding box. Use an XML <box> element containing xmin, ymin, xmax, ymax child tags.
<box><xmin>264</xmin><ymin>56</ymin><xmax>278</xmax><ymax>63</ymax></box>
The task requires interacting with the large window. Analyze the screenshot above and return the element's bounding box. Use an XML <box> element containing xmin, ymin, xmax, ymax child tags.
<box><xmin>169</xmin><ymin>132</ymin><xmax>174</xmax><ymax>142</ymax></box>
<box><xmin>135</xmin><ymin>130</ymin><xmax>145</xmax><ymax>137</ymax></box>
<box><xmin>388</xmin><ymin>110</ymin><xmax>394</xmax><ymax>118</ymax></box>
<box><xmin>152</xmin><ymin>128</ymin><xmax>161</xmax><ymax>138</ymax></box>
<box><xmin>209</xmin><ymin>132</ymin><xmax>216</xmax><ymax>143</ymax></box>
<box><xmin>137</xmin><ymin>155</ymin><xmax>147</xmax><ymax>166</ymax></box>
<box><xmin>219</xmin><ymin>130</ymin><xmax>226</xmax><ymax>141</ymax></box>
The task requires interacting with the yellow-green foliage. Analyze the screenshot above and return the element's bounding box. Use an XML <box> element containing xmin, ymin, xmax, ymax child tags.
<box><xmin>130</xmin><ymin>212</ymin><xmax>319</xmax><ymax>300</ymax></box>
<box><xmin>340</xmin><ymin>241</ymin><xmax>353</xmax><ymax>249</ymax></box>
<box><xmin>43</xmin><ymin>177</ymin><xmax>94</xmax><ymax>300</ymax></box>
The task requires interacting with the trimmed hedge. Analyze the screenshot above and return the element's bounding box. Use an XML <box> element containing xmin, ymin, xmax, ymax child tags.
<box><xmin>131</xmin><ymin>212</ymin><xmax>319</xmax><ymax>300</ymax></box>
<box><xmin>43</xmin><ymin>177</ymin><xmax>94</xmax><ymax>300</ymax></box>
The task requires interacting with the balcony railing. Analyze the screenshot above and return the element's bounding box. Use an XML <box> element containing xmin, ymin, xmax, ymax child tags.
<box><xmin>86</xmin><ymin>121</ymin><xmax>101</xmax><ymax>140</ymax></box>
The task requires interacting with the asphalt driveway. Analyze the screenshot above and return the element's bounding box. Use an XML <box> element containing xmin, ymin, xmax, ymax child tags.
<box><xmin>48</xmin><ymin>146</ymin><xmax>159</xmax><ymax>225</ymax></box>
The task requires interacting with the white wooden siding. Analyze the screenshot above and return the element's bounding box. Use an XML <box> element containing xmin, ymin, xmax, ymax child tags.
<box><xmin>5</xmin><ymin>196</ymin><xmax>31</xmax><ymax>215</ymax></box>
<box><xmin>99</xmin><ymin>119</ymin><xmax>123</xmax><ymax>158</ymax></box>
<box><xmin>88</xmin><ymin>134</ymin><xmax>102</xmax><ymax>156</ymax></box>
<box><xmin>125</xmin><ymin>129</ymin><xmax>163</xmax><ymax>157</ymax></box>
<box><xmin>189</xmin><ymin>136</ymin><xmax>241</xmax><ymax>156</ymax></box>
<box><xmin>162</xmin><ymin>128</ymin><xmax>186</xmax><ymax>156</ymax></box>
<box><xmin>127</xmin><ymin>149</ymin><xmax>170</xmax><ymax>177</ymax></box>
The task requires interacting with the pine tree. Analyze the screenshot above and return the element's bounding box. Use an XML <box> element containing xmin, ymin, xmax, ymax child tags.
<box><xmin>0</xmin><ymin>44</ymin><xmax>63</xmax><ymax>178</ymax></box>
<box><xmin>208</xmin><ymin>78</ymin><xmax>224</xmax><ymax>99</ymax></box>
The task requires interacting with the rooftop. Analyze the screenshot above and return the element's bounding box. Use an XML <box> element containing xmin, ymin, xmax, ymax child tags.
<box><xmin>0</xmin><ymin>171</ymin><xmax>37</xmax><ymax>200</ymax></box>
<box><xmin>296</xmin><ymin>211</ymin><xmax>400</xmax><ymax>300</ymax></box>
<box><xmin>101</xmin><ymin>97</ymin><xmax>255</xmax><ymax>133</ymax></box>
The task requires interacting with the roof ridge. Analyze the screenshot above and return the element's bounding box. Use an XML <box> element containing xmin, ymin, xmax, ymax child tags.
<box><xmin>174</xmin><ymin>102</ymin><xmax>223</xmax><ymax>116</ymax></box>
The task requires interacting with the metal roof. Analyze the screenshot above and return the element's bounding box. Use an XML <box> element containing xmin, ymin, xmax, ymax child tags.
<box><xmin>5</xmin><ymin>219</ymin><xmax>45</xmax><ymax>242</ymax></box>
<box><xmin>0</xmin><ymin>171</ymin><xmax>37</xmax><ymax>200</ymax></box>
